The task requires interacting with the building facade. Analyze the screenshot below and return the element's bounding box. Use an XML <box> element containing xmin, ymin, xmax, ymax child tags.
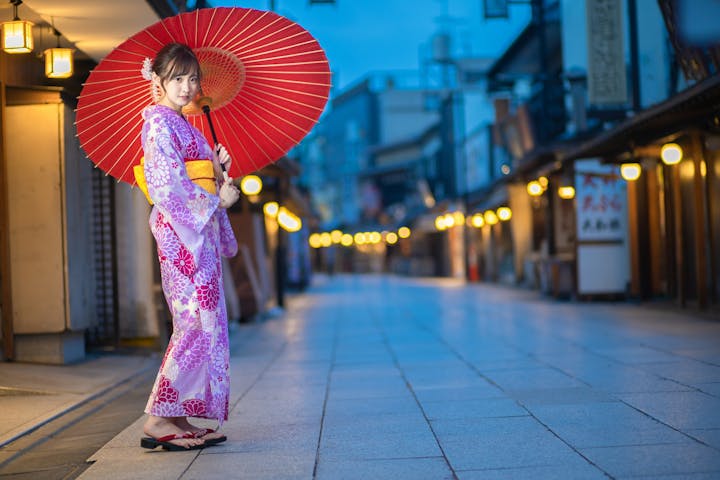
<box><xmin>467</xmin><ymin>0</ymin><xmax>719</xmax><ymax>311</ymax></box>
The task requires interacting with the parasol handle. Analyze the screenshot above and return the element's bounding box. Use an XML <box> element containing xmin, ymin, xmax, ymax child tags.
<box><xmin>201</xmin><ymin>103</ymin><xmax>228</xmax><ymax>180</ymax></box>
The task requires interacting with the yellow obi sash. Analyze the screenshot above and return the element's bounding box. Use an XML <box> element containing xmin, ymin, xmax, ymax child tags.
<box><xmin>134</xmin><ymin>157</ymin><xmax>217</xmax><ymax>205</ymax></box>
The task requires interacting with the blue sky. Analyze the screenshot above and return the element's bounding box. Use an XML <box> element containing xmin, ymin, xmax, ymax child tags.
<box><xmin>212</xmin><ymin>0</ymin><xmax>530</xmax><ymax>91</ymax></box>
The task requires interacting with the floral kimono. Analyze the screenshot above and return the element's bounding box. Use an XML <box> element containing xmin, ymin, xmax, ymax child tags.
<box><xmin>142</xmin><ymin>104</ymin><xmax>237</xmax><ymax>423</ymax></box>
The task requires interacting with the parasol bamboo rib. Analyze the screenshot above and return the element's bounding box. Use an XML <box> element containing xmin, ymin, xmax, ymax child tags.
<box><xmin>100</xmin><ymin>120</ymin><xmax>143</xmax><ymax>177</ymax></box>
<box><xmin>240</xmin><ymin>88</ymin><xmax>325</xmax><ymax>126</ymax></box>
<box><xmin>219</xmin><ymin>13</ymin><xmax>287</xmax><ymax>52</ymax></box>
<box><xmin>194</xmin><ymin>113</ymin><xmax>258</xmax><ymax>174</ymax></box>
<box><xmin>216</xmin><ymin>11</ymin><xmax>280</xmax><ymax>54</ymax></box>
<box><xmin>238</xmin><ymin>102</ymin><xmax>317</xmax><ymax>147</ymax></box>
<box><xmin>97</xmin><ymin>123</ymin><xmax>145</xmax><ymax>175</ymax></box>
<box><xmin>217</xmin><ymin>103</ymin><xmax>267</xmax><ymax>172</ymax></box>
<box><xmin>76</xmin><ymin>85</ymin><xmax>149</xmax><ymax>125</ymax></box>
<box><xmin>226</xmin><ymin>20</ymin><xmax>298</xmax><ymax>50</ymax></box>
<box><xmin>242</xmin><ymin>79</ymin><xmax>331</xmax><ymax>100</ymax></box>
<box><xmin>78</xmin><ymin>93</ymin><xmax>148</xmax><ymax>151</ymax></box>
<box><xmin>235</xmin><ymin>93</ymin><xmax>308</xmax><ymax>141</ymax></box>
<box><xmin>207</xmin><ymin>9</ymin><xmax>261</xmax><ymax>52</ymax></box>
<box><xmin>224</xmin><ymin>101</ymin><xmax>285</xmax><ymax>166</ymax></box>
<box><xmin>241</xmin><ymin>85</ymin><xmax>326</xmax><ymax>112</ymax></box>
<box><xmin>76</xmin><ymin>81</ymin><xmax>149</xmax><ymax>126</ymax></box>
<box><xmin>80</xmin><ymin>88</ymin><xmax>147</xmax><ymax>144</ymax></box>
<box><xmin>244</xmin><ymin>75</ymin><xmax>331</xmax><ymax>88</ymax></box>
<box><xmin>192</xmin><ymin>115</ymin><xmax>252</xmax><ymax>172</ymax></box>
<box><xmin>202</xmin><ymin>9</ymin><xmax>245</xmax><ymax>49</ymax></box>
<box><xmin>224</xmin><ymin>23</ymin><xmax>300</xmax><ymax>54</ymax></box>
<box><xmin>236</xmin><ymin>37</ymin><xmax>318</xmax><ymax>60</ymax></box>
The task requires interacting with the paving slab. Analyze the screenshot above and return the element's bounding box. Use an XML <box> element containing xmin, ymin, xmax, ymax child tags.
<box><xmin>64</xmin><ymin>275</ymin><xmax>720</xmax><ymax>479</ymax></box>
<box><xmin>580</xmin><ymin>442</ymin><xmax>720</xmax><ymax>478</ymax></box>
<box><xmin>316</xmin><ymin>457</ymin><xmax>453</xmax><ymax>480</ymax></box>
<box><xmin>0</xmin><ymin>354</ymin><xmax>158</xmax><ymax>448</ymax></box>
<box><xmin>454</xmin><ymin>460</ymin><xmax>609</xmax><ymax>480</ymax></box>
<box><xmin>617</xmin><ymin>390</ymin><xmax>720</xmax><ymax>430</ymax></box>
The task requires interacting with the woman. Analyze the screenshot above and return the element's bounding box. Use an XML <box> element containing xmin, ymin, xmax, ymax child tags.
<box><xmin>138</xmin><ymin>43</ymin><xmax>240</xmax><ymax>451</ymax></box>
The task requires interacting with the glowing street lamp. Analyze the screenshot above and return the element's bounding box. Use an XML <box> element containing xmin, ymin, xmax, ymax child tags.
<box><xmin>263</xmin><ymin>201</ymin><xmax>279</xmax><ymax>217</ymax></box>
<box><xmin>470</xmin><ymin>213</ymin><xmax>485</xmax><ymax>228</ymax></box>
<box><xmin>558</xmin><ymin>186</ymin><xmax>575</xmax><ymax>199</ymax></box>
<box><xmin>496</xmin><ymin>207</ymin><xmax>512</xmax><ymax>221</ymax></box>
<box><xmin>484</xmin><ymin>210</ymin><xmax>498</xmax><ymax>225</ymax></box>
<box><xmin>620</xmin><ymin>163</ymin><xmax>642</xmax><ymax>181</ymax></box>
<box><xmin>240</xmin><ymin>175</ymin><xmax>262</xmax><ymax>195</ymax></box>
<box><xmin>527</xmin><ymin>180</ymin><xmax>543</xmax><ymax>196</ymax></box>
<box><xmin>661</xmin><ymin>143</ymin><xmax>682</xmax><ymax>165</ymax></box>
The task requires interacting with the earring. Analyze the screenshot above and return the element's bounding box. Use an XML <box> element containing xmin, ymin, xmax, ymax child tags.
<box><xmin>151</xmin><ymin>82</ymin><xmax>161</xmax><ymax>103</ymax></box>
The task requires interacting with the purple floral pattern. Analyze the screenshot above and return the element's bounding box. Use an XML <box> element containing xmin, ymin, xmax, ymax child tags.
<box><xmin>142</xmin><ymin>105</ymin><xmax>238</xmax><ymax>423</ymax></box>
<box><xmin>172</xmin><ymin>329</ymin><xmax>211</xmax><ymax>371</ymax></box>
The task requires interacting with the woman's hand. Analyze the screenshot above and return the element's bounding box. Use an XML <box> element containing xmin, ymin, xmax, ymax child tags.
<box><xmin>212</xmin><ymin>144</ymin><xmax>232</xmax><ymax>182</ymax></box>
<box><xmin>218</xmin><ymin>177</ymin><xmax>240</xmax><ymax>209</ymax></box>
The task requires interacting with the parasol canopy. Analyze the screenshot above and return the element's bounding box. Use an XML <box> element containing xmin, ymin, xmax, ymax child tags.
<box><xmin>76</xmin><ymin>7</ymin><xmax>331</xmax><ymax>185</ymax></box>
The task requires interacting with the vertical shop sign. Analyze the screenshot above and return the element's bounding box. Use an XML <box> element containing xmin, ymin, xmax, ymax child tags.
<box><xmin>586</xmin><ymin>0</ymin><xmax>628</xmax><ymax>105</ymax></box>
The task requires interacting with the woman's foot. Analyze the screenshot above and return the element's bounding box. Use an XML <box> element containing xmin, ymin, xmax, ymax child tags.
<box><xmin>173</xmin><ymin>417</ymin><xmax>226</xmax><ymax>443</ymax></box>
<box><xmin>143</xmin><ymin>416</ymin><xmax>205</xmax><ymax>450</ymax></box>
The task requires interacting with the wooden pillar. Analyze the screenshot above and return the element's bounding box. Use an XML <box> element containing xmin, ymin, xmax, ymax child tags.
<box><xmin>690</xmin><ymin>131</ymin><xmax>708</xmax><ymax>308</ymax></box>
<box><xmin>670</xmin><ymin>163</ymin><xmax>685</xmax><ymax>306</ymax></box>
<box><xmin>0</xmin><ymin>61</ymin><xmax>15</xmax><ymax>361</ymax></box>
<box><xmin>627</xmin><ymin>176</ymin><xmax>641</xmax><ymax>297</ymax></box>
<box><xmin>706</xmin><ymin>150</ymin><xmax>718</xmax><ymax>305</ymax></box>
<box><xmin>646</xmin><ymin>165</ymin><xmax>665</xmax><ymax>295</ymax></box>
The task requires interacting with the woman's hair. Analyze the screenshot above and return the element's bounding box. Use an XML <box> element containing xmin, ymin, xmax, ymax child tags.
<box><xmin>152</xmin><ymin>43</ymin><xmax>201</xmax><ymax>84</ymax></box>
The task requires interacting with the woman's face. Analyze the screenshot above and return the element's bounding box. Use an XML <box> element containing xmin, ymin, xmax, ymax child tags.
<box><xmin>156</xmin><ymin>70</ymin><xmax>200</xmax><ymax>112</ymax></box>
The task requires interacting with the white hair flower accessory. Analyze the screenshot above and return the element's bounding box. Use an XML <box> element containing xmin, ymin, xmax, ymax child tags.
<box><xmin>141</xmin><ymin>57</ymin><xmax>153</xmax><ymax>81</ymax></box>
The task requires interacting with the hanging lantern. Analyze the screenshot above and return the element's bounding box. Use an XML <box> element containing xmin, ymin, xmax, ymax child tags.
<box><xmin>340</xmin><ymin>233</ymin><xmax>353</xmax><ymax>246</ymax></box>
<box><xmin>484</xmin><ymin>210</ymin><xmax>499</xmax><ymax>225</ymax></box>
<box><xmin>558</xmin><ymin>186</ymin><xmax>576</xmax><ymax>199</ymax></box>
<box><xmin>308</xmin><ymin>234</ymin><xmax>322</xmax><ymax>249</ymax></box>
<box><xmin>277</xmin><ymin>206</ymin><xmax>301</xmax><ymax>232</ymax></box>
<box><xmin>470</xmin><ymin>213</ymin><xmax>485</xmax><ymax>228</ymax></box>
<box><xmin>496</xmin><ymin>207</ymin><xmax>512</xmax><ymax>221</ymax></box>
<box><xmin>263</xmin><ymin>201</ymin><xmax>279</xmax><ymax>217</ymax></box>
<box><xmin>2</xmin><ymin>1</ymin><xmax>33</xmax><ymax>54</ymax></box>
<box><xmin>527</xmin><ymin>180</ymin><xmax>543</xmax><ymax>196</ymax></box>
<box><xmin>45</xmin><ymin>47</ymin><xmax>73</xmax><ymax>78</ymax></box>
<box><xmin>435</xmin><ymin>215</ymin><xmax>448</xmax><ymax>231</ymax></box>
<box><xmin>319</xmin><ymin>232</ymin><xmax>332</xmax><ymax>247</ymax></box>
<box><xmin>660</xmin><ymin>143</ymin><xmax>683</xmax><ymax>165</ymax></box>
<box><xmin>620</xmin><ymin>163</ymin><xmax>642</xmax><ymax>181</ymax></box>
<box><xmin>240</xmin><ymin>175</ymin><xmax>262</xmax><ymax>195</ymax></box>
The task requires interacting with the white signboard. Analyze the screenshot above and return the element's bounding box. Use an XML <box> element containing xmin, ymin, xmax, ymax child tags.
<box><xmin>574</xmin><ymin>159</ymin><xmax>630</xmax><ymax>295</ymax></box>
<box><xmin>575</xmin><ymin>162</ymin><xmax>626</xmax><ymax>241</ymax></box>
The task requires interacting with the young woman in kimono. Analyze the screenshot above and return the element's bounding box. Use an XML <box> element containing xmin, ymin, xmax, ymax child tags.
<box><xmin>138</xmin><ymin>43</ymin><xmax>240</xmax><ymax>451</ymax></box>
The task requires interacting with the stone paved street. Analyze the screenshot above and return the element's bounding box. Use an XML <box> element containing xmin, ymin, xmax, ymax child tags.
<box><xmin>79</xmin><ymin>274</ymin><xmax>720</xmax><ymax>479</ymax></box>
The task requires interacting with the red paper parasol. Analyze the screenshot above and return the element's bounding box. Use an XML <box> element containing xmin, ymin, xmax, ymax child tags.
<box><xmin>76</xmin><ymin>7</ymin><xmax>331</xmax><ymax>185</ymax></box>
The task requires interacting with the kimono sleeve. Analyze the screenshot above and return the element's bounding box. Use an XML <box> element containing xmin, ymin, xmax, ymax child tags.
<box><xmin>143</xmin><ymin>118</ymin><xmax>220</xmax><ymax>260</ymax></box>
<box><xmin>216</xmin><ymin>209</ymin><xmax>238</xmax><ymax>258</ymax></box>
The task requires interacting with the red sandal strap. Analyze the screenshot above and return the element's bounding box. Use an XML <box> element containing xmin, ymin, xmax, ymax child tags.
<box><xmin>154</xmin><ymin>432</ymin><xmax>195</xmax><ymax>442</ymax></box>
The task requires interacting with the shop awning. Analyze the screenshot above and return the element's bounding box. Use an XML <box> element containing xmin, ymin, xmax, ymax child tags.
<box><xmin>561</xmin><ymin>74</ymin><xmax>720</xmax><ymax>161</ymax></box>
